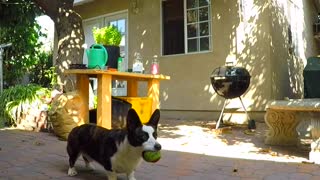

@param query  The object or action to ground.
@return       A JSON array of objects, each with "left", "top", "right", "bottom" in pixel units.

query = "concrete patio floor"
[{"left": 0, "top": 120, "right": 320, "bottom": 180}]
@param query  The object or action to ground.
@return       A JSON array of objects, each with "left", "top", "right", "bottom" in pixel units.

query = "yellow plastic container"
[{"left": 117, "top": 97, "right": 152, "bottom": 124}]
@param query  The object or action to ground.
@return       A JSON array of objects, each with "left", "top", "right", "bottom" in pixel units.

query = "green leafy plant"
[
  {"left": 44, "top": 66, "right": 58, "bottom": 87},
  {"left": 29, "top": 51, "right": 57, "bottom": 88},
  {"left": 0, "top": 84, "right": 50, "bottom": 126},
  {"left": 0, "top": 1, "right": 45, "bottom": 87},
  {"left": 93, "top": 25, "right": 122, "bottom": 46}
]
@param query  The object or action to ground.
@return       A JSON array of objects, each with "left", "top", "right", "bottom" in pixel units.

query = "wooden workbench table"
[{"left": 64, "top": 69, "right": 170, "bottom": 129}]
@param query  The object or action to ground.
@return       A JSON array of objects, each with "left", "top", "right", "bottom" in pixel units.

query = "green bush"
[
  {"left": 29, "top": 51, "right": 57, "bottom": 88},
  {"left": 0, "top": 84, "right": 50, "bottom": 126}
]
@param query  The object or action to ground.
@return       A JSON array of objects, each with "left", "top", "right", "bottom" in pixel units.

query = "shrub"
[{"left": 0, "top": 84, "right": 50, "bottom": 126}]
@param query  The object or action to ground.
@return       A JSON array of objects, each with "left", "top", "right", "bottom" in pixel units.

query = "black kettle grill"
[{"left": 210, "top": 63, "right": 252, "bottom": 129}]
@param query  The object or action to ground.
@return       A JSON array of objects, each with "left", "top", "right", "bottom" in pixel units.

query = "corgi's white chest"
[{"left": 111, "top": 138, "right": 143, "bottom": 173}]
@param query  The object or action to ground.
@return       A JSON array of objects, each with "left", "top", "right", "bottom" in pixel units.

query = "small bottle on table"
[{"left": 151, "top": 57, "right": 159, "bottom": 75}]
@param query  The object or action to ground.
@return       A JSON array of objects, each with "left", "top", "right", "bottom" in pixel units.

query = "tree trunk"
[{"left": 33, "top": 0, "right": 84, "bottom": 91}]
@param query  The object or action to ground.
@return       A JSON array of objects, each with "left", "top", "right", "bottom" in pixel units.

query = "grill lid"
[
  {"left": 210, "top": 65, "right": 251, "bottom": 99},
  {"left": 210, "top": 66, "right": 250, "bottom": 78}
]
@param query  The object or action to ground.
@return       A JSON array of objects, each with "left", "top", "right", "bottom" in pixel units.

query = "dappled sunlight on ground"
[
  {"left": 0, "top": 119, "right": 311, "bottom": 165},
  {"left": 158, "top": 120, "right": 310, "bottom": 163},
  {"left": 1, "top": 126, "right": 319, "bottom": 179}
]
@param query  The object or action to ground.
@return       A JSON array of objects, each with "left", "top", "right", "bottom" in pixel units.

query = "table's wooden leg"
[
  {"left": 148, "top": 79, "right": 160, "bottom": 113},
  {"left": 127, "top": 79, "right": 138, "bottom": 97},
  {"left": 264, "top": 109, "right": 299, "bottom": 146},
  {"left": 97, "top": 74, "right": 112, "bottom": 129},
  {"left": 76, "top": 74, "right": 89, "bottom": 125}
]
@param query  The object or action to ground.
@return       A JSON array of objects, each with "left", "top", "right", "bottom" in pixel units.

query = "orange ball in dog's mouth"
[{"left": 142, "top": 151, "right": 161, "bottom": 163}]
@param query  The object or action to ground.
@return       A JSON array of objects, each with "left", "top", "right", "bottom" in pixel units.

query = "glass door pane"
[{"left": 104, "top": 13, "right": 128, "bottom": 96}]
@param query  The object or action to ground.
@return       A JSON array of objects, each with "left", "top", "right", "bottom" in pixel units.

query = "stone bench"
[{"left": 264, "top": 99, "right": 320, "bottom": 163}]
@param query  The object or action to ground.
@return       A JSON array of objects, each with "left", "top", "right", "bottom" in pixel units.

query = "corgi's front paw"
[
  {"left": 68, "top": 167, "right": 78, "bottom": 176},
  {"left": 106, "top": 171, "right": 117, "bottom": 180},
  {"left": 128, "top": 171, "right": 136, "bottom": 180}
]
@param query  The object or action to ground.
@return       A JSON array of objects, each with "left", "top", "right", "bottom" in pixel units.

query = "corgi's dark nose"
[{"left": 154, "top": 143, "right": 162, "bottom": 151}]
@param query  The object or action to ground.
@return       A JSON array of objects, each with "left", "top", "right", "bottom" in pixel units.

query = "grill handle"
[{"left": 225, "top": 62, "right": 234, "bottom": 66}]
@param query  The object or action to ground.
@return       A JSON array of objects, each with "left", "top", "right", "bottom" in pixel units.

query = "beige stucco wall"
[
  {"left": 270, "top": 0, "right": 320, "bottom": 101},
  {"left": 75, "top": 0, "right": 319, "bottom": 122},
  {"left": 74, "top": 0, "right": 129, "bottom": 19},
  {"left": 126, "top": 0, "right": 272, "bottom": 122}
]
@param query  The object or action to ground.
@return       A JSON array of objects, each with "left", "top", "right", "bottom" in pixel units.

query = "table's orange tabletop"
[{"left": 64, "top": 69, "right": 170, "bottom": 129}]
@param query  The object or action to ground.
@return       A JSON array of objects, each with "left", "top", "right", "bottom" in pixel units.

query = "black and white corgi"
[{"left": 66, "top": 108, "right": 161, "bottom": 180}]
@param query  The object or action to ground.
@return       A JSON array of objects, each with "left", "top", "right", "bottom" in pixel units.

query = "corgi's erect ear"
[
  {"left": 127, "top": 108, "right": 142, "bottom": 130},
  {"left": 146, "top": 109, "right": 160, "bottom": 127}
]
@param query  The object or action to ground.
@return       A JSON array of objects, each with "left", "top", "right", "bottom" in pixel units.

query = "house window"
[{"left": 162, "top": 0, "right": 212, "bottom": 55}]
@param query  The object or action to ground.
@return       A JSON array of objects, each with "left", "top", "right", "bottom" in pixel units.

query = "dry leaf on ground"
[
  {"left": 244, "top": 129, "right": 255, "bottom": 135},
  {"left": 181, "top": 142, "right": 188, "bottom": 146},
  {"left": 258, "top": 147, "right": 272, "bottom": 153},
  {"left": 34, "top": 141, "right": 45, "bottom": 146}
]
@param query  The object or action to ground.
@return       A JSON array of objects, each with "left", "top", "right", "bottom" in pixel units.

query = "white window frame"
[
  {"left": 160, "top": 0, "right": 212, "bottom": 56},
  {"left": 184, "top": 0, "right": 212, "bottom": 53},
  {"left": 82, "top": 10, "right": 129, "bottom": 96}
]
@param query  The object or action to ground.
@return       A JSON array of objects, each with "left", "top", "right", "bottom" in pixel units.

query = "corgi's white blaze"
[
  {"left": 110, "top": 137, "right": 143, "bottom": 174},
  {"left": 142, "top": 125, "right": 157, "bottom": 151}
]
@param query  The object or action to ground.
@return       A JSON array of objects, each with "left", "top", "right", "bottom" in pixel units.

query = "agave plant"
[{"left": 0, "top": 84, "right": 51, "bottom": 127}]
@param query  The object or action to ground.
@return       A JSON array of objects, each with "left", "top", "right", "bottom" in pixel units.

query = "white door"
[
  {"left": 83, "top": 10, "right": 128, "bottom": 96},
  {"left": 82, "top": 18, "right": 102, "bottom": 65},
  {"left": 105, "top": 13, "right": 128, "bottom": 71}
]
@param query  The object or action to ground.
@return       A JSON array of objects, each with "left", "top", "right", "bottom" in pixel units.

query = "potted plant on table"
[{"left": 93, "top": 25, "right": 122, "bottom": 70}]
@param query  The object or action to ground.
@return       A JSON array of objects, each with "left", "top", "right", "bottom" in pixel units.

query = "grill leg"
[
  {"left": 216, "top": 99, "right": 228, "bottom": 129},
  {"left": 239, "top": 96, "right": 250, "bottom": 121}
]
